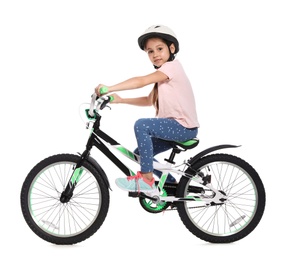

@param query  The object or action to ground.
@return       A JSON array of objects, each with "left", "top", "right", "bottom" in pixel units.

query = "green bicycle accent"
[
  {"left": 158, "top": 173, "right": 168, "bottom": 188},
  {"left": 116, "top": 146, "right": 136, "bottom": 176},
  {"left": 85, "top": 109, "right": 96, "bottom": 120},
  {"left": 178, "top": 139, "right": 198, "bottom": 147},
  {"left": 71, "top": 168, "right": 83, "bottom": 184},
  {"left": 186, "top": 195, "right": 202, "bottom": 201},
  {"left": 117, "top": 146, "right": 135, "bottom": 160}
]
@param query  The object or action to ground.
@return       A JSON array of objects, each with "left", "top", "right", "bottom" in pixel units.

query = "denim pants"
[{"left": 133, "top": 118, "right": 198, "bottom": 183}]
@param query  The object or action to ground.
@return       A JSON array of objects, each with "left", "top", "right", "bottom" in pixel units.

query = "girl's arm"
[
  {"left": 110, "top": 90, "right": 153, "bottom": 106},
  {"left": 95, "top": 70, "right": 168, "bottom": 95}
]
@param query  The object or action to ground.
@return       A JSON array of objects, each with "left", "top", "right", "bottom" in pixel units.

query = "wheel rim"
[
  {"left": 185, "top": 161, "right": 258, "bottom": 237},
  {"left": 28, "top": 161, "right": 102, "bottom": 237}
]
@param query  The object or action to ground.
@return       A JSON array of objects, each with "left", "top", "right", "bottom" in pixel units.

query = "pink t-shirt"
[{"left": 157, "top": 59, "right": 200, "bottom": 128}]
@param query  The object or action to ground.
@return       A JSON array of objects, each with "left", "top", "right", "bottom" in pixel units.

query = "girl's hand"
[
  {"left": 95, "top": 84, "right": 109, "bottom": 96},
  {"left": 109, "top": 93, "right": 122, "bottom": 104}
]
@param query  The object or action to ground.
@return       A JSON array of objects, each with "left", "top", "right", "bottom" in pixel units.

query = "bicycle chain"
[{"left": 188, "top": 205, "right": 208, "bottom": 209}]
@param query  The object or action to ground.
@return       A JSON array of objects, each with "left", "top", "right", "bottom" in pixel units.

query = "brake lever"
[{"left": 100, "top": 98, "right": 111, "bottom": 110}]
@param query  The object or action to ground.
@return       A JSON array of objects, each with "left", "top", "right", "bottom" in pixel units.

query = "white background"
[{"left": 1, "top": 0, "right": 281, "bottom": 259}]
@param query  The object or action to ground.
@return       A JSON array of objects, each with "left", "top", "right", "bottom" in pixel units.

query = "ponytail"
[{"left": 152, "top": 83, "right": 159, "bottom": 116}]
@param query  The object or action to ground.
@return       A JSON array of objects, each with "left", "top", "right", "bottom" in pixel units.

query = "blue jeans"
[{"left": 134, "top": 118, "right": 198, "bottom": 183}]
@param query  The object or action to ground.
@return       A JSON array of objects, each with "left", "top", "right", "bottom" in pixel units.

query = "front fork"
[
  {"left": 60, "top": 149, "right": 90, "bottom": 203},
  {"left": 60, "top": 124, "right": 100, "bottom": 203}
]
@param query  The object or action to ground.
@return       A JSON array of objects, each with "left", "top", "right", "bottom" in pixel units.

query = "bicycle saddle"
[{"left": 173, "top": 138, "right": 199, "bottom": 150}]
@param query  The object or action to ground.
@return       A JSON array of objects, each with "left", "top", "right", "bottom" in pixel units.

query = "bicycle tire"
[
  {"left": 176, "top": 153, "right": 265, "bottom": 243},
  {"left": 20, "top": 154, "right": 110, "bottom": 245}
]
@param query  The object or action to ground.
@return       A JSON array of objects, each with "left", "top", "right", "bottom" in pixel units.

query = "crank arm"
[{"left": 128, "top": 192, "right": 158, "bottom": 202}]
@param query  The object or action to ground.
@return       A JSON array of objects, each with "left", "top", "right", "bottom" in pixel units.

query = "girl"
[{"left": 95, "top": 25, "right": 200, "bottom": 193}]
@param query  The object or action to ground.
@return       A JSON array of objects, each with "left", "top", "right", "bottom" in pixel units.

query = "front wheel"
[
  {"left": 20, "top": 154, "right": 110, "bottom": 245},
  {"left": 176, "top": 153, "right": 265, "bottom": 243}
]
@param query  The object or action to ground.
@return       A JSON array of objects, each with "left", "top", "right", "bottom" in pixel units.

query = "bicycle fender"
[
  {"left": 86, "top": 156, "right": 112, "bottom": 191},
  {"left": 188, "top": 144, "right": 240, "bottom": 165}
]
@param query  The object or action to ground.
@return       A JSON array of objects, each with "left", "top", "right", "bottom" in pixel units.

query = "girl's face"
[{"left": 145, "top": 38, "right": 175, "bottom": 68}]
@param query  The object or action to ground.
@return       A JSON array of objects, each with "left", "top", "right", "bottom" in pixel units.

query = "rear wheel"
[
  {"left": 20, "top": 154, "right": 110, "bottom": 245},
  {"left": 176, "top": 154, "right": 265, "bottom": 243}
]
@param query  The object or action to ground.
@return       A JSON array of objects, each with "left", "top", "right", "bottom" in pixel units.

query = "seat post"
[{"left": 165, "top": 147, "right": 181, "bottom": 164}]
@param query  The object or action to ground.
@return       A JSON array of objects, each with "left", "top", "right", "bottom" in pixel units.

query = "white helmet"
[{"left": 138, "top": 25, "right": 179, "bottom": 53}]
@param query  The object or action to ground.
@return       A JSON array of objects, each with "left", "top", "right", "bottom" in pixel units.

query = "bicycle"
[{"left": 20, "top": 93, "right": 266, "bottom": 245}]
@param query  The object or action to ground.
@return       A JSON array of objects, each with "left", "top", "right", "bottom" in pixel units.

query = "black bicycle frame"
[{"left": 60, "top": 112, "right": 139, "bottom": 202}]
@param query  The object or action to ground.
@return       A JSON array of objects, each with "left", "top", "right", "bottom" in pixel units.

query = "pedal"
[{"left": 128, "top": 192, "right": 139, "bottom": 198}]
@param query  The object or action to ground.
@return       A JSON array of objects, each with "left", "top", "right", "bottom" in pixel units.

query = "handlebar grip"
[{"left": 100, "top": 86, "right": 108, "bottom": 95}]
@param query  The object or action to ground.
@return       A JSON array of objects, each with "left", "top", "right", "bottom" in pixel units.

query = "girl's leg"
[
  {"left": 134, "top": 118, "right": 198, "bottom": 179},
  {"left": 134, "top": 138, "right": 177, "bottom": 183},
  {"left": 115, "top": 118, "right": 198, "bottom": 192}
]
